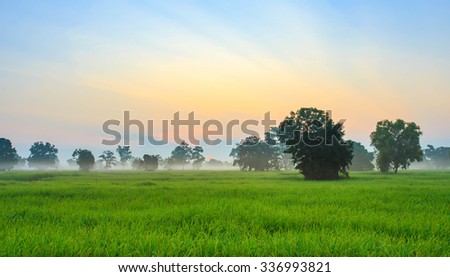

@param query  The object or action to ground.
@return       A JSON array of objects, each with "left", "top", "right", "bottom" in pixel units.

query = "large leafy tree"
[
  {"left": 116, "top": 146, "right": 132, "bottom": 167},
  {"left": 72, "top": 149, "right": 95, "bottom": 171},
  {"left": 230, "top": 136, "right": 280, "bottom": 171},
  {"left": 348, "top": 141, "right": 375, "bottom": 171},
  {"left": 277, "top": 108, "right": 353, "bottom": 180},
  {"left": 370, "top": 119, "right": 423, "bottom": 173},
  {"left": 0, "top": 138, "right": 18, "bottom": 171},
  {"left": 191, "top": 146, "right": 205, "bottom": 170},
  {"left": 424, "top": 145, "right": 450, "bottom": 169},
  {"left": 27, "top": 141, "right": 59, "bottom": 170},
  {"left": 170, "top": 141, "right": 192, "bottom": 169},
  {"left": 99, "top": 150, "right": 117, "bottom": 169}
]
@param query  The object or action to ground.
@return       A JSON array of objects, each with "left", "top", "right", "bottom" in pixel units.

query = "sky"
[{"left": 1, "top": 0, "right": 449, "bottom": 162}]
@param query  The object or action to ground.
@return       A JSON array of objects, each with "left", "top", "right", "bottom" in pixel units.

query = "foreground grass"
[{"left": 0, "top": 170, "right": 448, "bottom": 257}]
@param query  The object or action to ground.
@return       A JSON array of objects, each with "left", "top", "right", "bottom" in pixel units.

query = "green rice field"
[{"left": 0, "top": 170, "right": 449, "bottom": 256}]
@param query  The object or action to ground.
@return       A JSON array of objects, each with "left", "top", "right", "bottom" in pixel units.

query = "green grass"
[{"left": 0, "top": 170, "right": 449, "bottom": 257}]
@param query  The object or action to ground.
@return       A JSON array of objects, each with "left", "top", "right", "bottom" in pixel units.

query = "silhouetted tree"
[
  {"left": 348, "top": 141, "right": 375, "bottom": 171},
  {"left": 131, "top": 157, "right": 144, "bottom": 170},
  {"left": 156, "top": 155, "right": 164, "bottom": 168},
  {"left": 99, "top": 150, "right": 117, "bottom": 169},
  {"left": 27, "top": 141, "right": 59, "bottom": 170},
  {"left": 72, "top": 149, "right": 95, "bottom": 171},
  {"left": 116, "top": 146, "right": 132, "bottom": 167},
  {"left": 230, "top": 136, "right": 279, "bottom": 171},
  {"left": 0, "top": 138, "right": 18, "bottom": 171},
  {"left": 191, "top": 146, "right": 205, "bottom": 170},
  {"left": 170, "top": 141, "right": 192, "bottom": 169},
  {"left": 370, "top": 119, "right": 423, "bottom": 173},
  {"left": 206, "top": 159, "right": 224, "bottom": 167},
  {"left": 143, "top": 154, "right": 158, "bottom": 171},
  {"left": 277, "top": 108, "right": 353, "bottom": 180},
  {"left": 424, "top": 145, "right": 450, "bottom": 169},
  {"left": 164, "top": 157, "right": 175, "bottom": 170}
]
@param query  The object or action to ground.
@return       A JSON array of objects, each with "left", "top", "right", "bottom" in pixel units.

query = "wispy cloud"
[{"left": 0, "top": 0, "right": 449, "bottom": 159}]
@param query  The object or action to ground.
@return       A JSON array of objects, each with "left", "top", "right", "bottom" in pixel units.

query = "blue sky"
[{"left": 1, "top": 0, "right": 449, "bottom": 163}]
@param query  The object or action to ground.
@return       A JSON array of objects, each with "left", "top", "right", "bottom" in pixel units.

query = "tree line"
[
  {"left": 0, "top": 140, "right": 219, "bottom": 172},
  {"left": 1, "top": 107, "right": 449, "bottom": 179},
  {"left": 229, "top": 108, "right": 435, "bottom": 179}
]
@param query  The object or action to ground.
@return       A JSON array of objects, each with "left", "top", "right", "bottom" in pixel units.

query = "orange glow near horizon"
[{"left": 1, "top": 1, "right": 449, "bottom": 159}]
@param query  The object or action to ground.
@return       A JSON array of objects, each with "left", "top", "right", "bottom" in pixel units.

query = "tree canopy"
[
  {"left": 169, "top": 141, "right": 192, "bottom": 169},
  {"left": 99, "top": 150, "right": 117, "bottom": 169},
  {"left": 27, "top": 141, "right": 59, "bottom": 170},
  {"left": 277, "top": 108, "right": 353, "bottom": 180},
  {"left": 370, "top": 119, "right": 423, "bottom": 173},
  {"left": 191, "top": 146, "right": 205, "bottom": 170},
  {"left": 424, "top": 145, "right": 450, "bottom": 169},
  {"left": 348, "top": 141, "right": 374, "bottom": 171},
  {"left": 143, "top": 154, "right": 159, "bottom": 171},
  {"left": 0, "top": 138, "right": 18, "bottom": 171},
  {"left": 230, "top": 135, "right": 280, "bottom": 171},
  {"left": 72, "top": 149, "right": 95, "bottom": 171},
  {"left": 116, "top": 146, "right": 132, "bottom": 167}
]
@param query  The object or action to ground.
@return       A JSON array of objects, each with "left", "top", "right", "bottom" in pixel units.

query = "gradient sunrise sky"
[{"left": 1, "top": 0, "right": 449, "bottom": 161}]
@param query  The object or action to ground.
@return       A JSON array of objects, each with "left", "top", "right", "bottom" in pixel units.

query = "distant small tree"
[
  {"left": 131, "top": 157, "right": 144, "bottom": 170},
  {"left": 27, "top": 141, "right": 59, "bottom": 170},
  {"left": 67, "top": 159, "right": 76, "bottom": 167},
  {"left": 206, "top": 159, "right": 224, "bottom": 168},
  {"left": 0, "top": 138, "right": 18, "bottom": 171},
  {"left": 348, "top": 141, "right": 375, "bottom": 171},
  {"left": 424, "top": 145, "right": 450, "bottom": 169},
  {"left": 230, "top": 136, "right": 279, "bottom": 171},
  {"left": 164, "top": 157, "right": 175, "bottom": 170},
  {"left": 191, "top": 146, "right": 205, "bottom": 170},
  {"left": 156, "top": 155, "right": 164, "bottom": 168},
  {"left": 170, "top": 141, "right": 192, "bottom": 169},
  {"left": 99, "top": 150, "right": 117, "bottom": 169},
  {"left": 116, "top": 146, "right": 132, "bottom": 167},
  {"left": 72, "top": 149, "right": 95, "bottom": 171},
  {"left": 370, "top": 119, "right": 423, "bottom": 173},
  {"left": 143, "top": 154, "right": 158, "bottom": 171}
]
